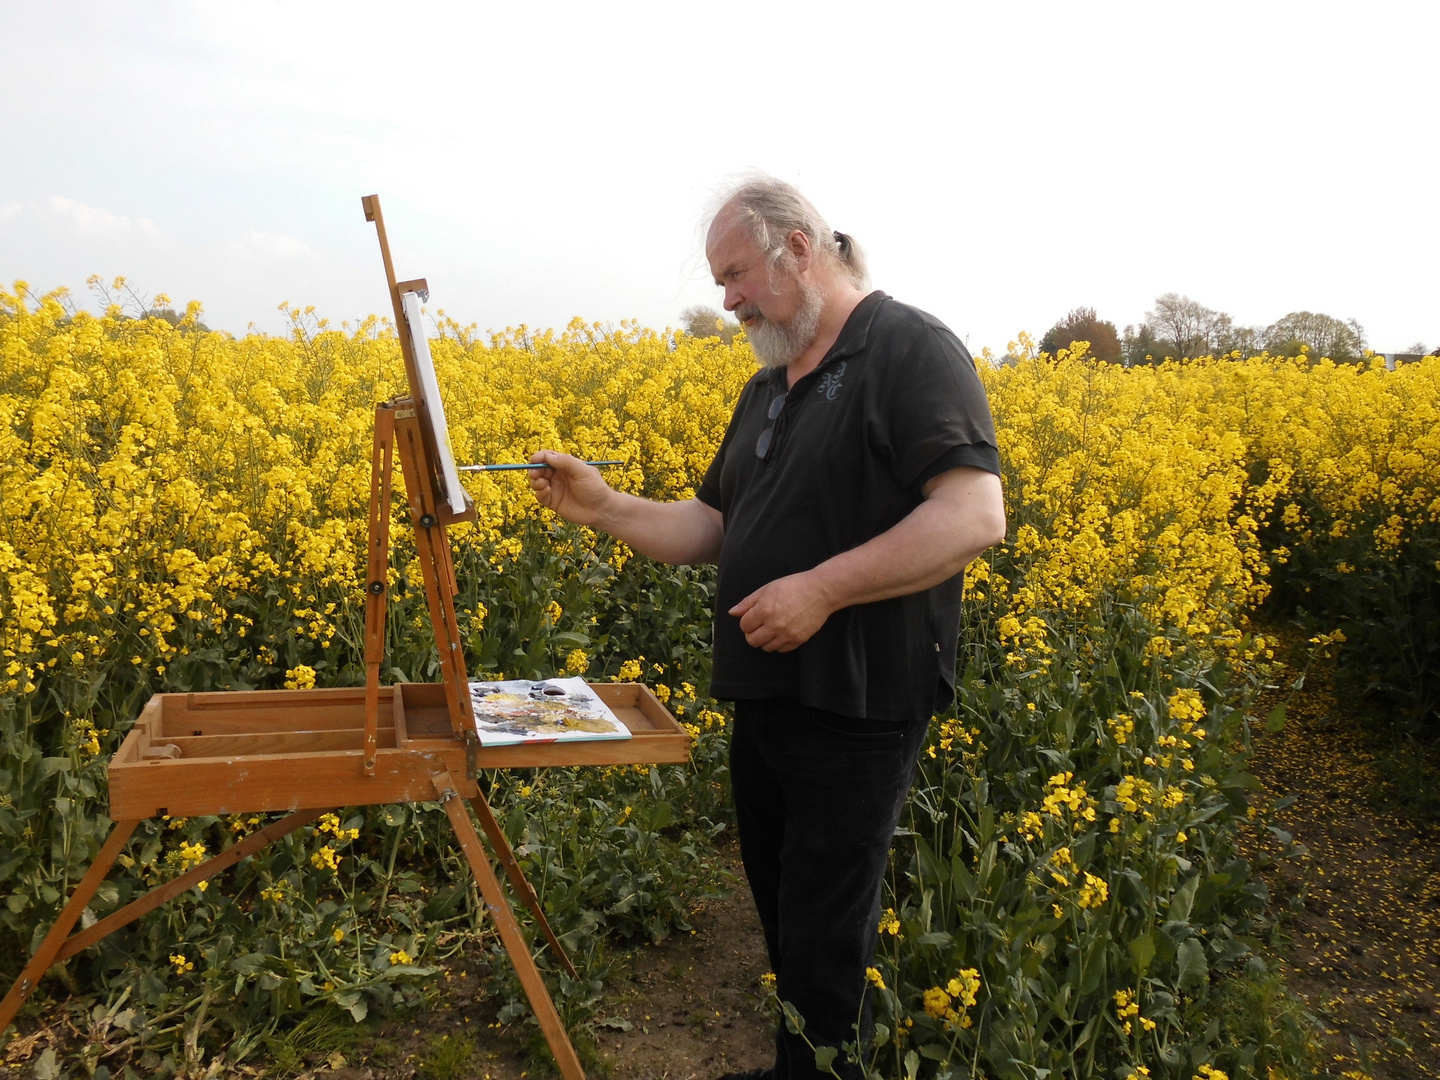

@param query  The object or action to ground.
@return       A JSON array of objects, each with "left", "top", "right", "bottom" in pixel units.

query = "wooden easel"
[{"left": 0, "top": 196, "right": 690, "bottom": 1080}]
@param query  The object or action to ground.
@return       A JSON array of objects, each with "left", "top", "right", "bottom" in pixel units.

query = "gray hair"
[{"left": 714, "top": 175, "right": 870, "bottom": 290}]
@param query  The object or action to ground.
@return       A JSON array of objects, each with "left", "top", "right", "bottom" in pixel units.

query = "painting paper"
[{"left": 469, "top": 677, "right": 632, "bottom": 747}]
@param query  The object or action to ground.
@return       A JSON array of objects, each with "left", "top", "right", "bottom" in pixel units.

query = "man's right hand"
[{"left": 528, "top": 450, "right": 613, "bottom": 527}]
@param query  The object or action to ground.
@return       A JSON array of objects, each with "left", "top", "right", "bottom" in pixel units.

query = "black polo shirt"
[{"left": 696, "top": 291, "right": 1001, "bottom": 722}]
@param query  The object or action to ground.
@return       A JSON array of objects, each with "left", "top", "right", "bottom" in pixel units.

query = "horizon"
[{"left": 2, "top": 2, "right": 1436, "bottom": 355}]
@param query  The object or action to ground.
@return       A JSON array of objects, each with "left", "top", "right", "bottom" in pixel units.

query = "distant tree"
[
  {"left": 1224, "top": 325, "right": 1265, "bottom": 358},
  {"left": 1121, "top": 323, "right": 1163, "bottom": 367},
  {"left": 1262, "top": 311, "right": 1365, "bottom": 362},
  {"left": 85, "top": 274, "right": 209, "bottom": 332},
  {"left": 1143, "top": 293, "right": 1234, "bottom": 359},
  {"left": 1038, "top": 307, "right": 1122, "bottom": 364},
  {"left": 150, "top": 307, "right": 211, "bottom": 333},
  {"left": 1400, "top": 340, "right": 1430, "bottom": 356},
  {"left": 680, "top": 305, "right": 739, "bottom": 344}
]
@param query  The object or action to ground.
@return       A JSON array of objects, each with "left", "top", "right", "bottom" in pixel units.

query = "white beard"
[{"left": 741, "top": 278, "right": 824, "bottom": 369}]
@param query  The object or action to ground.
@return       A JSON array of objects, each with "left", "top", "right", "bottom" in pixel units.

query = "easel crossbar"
[{"left": 56, "top": 809, "right": 324, "bottom": 963}]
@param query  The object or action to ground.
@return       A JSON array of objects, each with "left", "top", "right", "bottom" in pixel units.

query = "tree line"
[
  {"left": 681, "top": 297, "right": 1434, "bottom": 367},
  {"left": 1038, "top": 295, "right": 1434, "bottom": 366}
]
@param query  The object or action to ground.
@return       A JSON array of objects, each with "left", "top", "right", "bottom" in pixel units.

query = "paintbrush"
[{"left": 457, "top": 460, "right": 624, "bottom": 472}]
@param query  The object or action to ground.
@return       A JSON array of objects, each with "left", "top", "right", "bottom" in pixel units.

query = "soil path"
[
  {"left": 1249, "top": 673, "right": 1440, "bottom": 1079},
  {"left": 351, "top": 846, "right": 774, "bottom": 1080}
]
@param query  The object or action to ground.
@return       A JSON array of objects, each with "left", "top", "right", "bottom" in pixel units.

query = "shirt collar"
[
  {"left": 822, "top": 290, "right": 889, "bottom": 364},
  {"left": 763, "top": 291, "right": 890, "bottom": 395}
]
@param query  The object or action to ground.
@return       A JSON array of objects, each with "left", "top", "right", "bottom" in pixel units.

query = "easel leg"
[
  {"left": 1, "top": 820, "right": 140, "bottom": 1034},
  {"left": 468, "top": 794, "right": 579, "bottom": 980},
  {"left": 433, "top": 773, "right": 584, "bottom": 1080},
  {"left": 53, "top": 809, "right": 324, "bottom": 964}
]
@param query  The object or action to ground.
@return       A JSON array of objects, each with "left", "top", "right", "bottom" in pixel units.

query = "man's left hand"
[{"left": 729, "top": 573, "right": 832, "bottom": 653}]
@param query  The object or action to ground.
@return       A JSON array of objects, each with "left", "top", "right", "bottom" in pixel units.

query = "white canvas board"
[
  {"left": 469, "top": 677, "right": 632, "bottom": 747},
  {"left": 401, "top": 290, "right": 467, "bottom": 516}
]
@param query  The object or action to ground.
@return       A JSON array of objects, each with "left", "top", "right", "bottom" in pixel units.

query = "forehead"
[{"left": 706, "top": 207, "right": 759, "bottom": 275}]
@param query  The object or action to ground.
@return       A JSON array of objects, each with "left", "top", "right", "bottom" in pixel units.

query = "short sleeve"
[{"left": 875, "top": 318, "right": 1000, "bottom": 491}]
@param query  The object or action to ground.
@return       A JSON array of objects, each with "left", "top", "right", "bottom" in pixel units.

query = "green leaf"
[
  {"left": 1265, "top": 704, "right": 1287, "bottom": 732},
  {"left": 32, "top": 1049, "right": 59, "bottom": 1080},
  {"left": 904, "top": 1049, "right": 920, "bottom": 1079},
  {"left": 1177, "top": 937, "right": 1208, "bottom": 990},
  {"left": 36, "top": 758, "right": 70, "bottom": 781},
  {"left": 1168, "top": 873, "right": 1200, "bottom": 924},
  {"left": 1128, "top": 931, "right": 1156, "bottom": 974},
  {"left": 814, "top": 1046, "right": 838, "bottom": 1073}
]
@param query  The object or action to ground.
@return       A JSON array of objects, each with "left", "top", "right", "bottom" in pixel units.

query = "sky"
[{"left": 1, "top": 1, "right": 1436, "bottom": 354}]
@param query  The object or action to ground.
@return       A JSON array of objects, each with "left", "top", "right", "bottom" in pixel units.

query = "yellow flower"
[
  {"left": 922, "top": 986, "right": 951, "bottom": 1018},
  {"left": 564, "top": 648, "right": 589, "bottom": 674},
  {"left": 864, "top": 967, "right": 886, "bottom": 990},
  {"left": 390, "top": 949, "right": 413, "bottom": 965},
  {"left": 1167, "top": 688, "right": 1205, "bottom": 722},
  {"left": 877, "top": 908, "right": 901, "bottom": 936},
  {"left": 284, "top": 664, "right": 316, "bottom": 689},
  {"left": 947, "top": 969, "right": 980, "bottom": 1006},
  {"left": 169, "top": 952, "right": 195, "bottom": 974},
  {"left": 1078, "top": 872, "right": 1109, "bottom": 908}
]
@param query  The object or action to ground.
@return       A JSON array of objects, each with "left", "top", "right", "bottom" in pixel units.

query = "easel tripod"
[{"left": 0, "top": 196, "right": 689, "bottom": 1079}]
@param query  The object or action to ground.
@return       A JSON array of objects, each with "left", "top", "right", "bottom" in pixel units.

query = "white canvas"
[{"left": 401, "top": 289, "right": 467, "bottom": 516}]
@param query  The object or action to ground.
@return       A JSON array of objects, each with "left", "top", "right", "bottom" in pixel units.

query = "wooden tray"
[{"left": 109, "top": 683, "right": 689, "bottom": 819}]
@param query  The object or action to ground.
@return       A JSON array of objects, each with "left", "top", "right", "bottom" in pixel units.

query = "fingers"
[
  {"left": 728, "top": 575, "right": 829, "bottom": 652},
  {"left": 728, "top": 591, "right": 758, "bottom": 619},
  {"left": 528, "top": 451, "right": 567, "bottom": 504},
  {"left": 729, "top": 586, "right": 788, "bottom": 651},
  {"left": 525, "top": 449, "right": 609, "bottom": 526}
]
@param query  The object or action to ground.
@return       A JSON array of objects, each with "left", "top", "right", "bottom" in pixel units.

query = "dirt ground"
[
  {"left": 1248, "top": 671, "right": 1440, "bottom": 1079},
  {"left": 329, "top": 849, "right": 777, "bottom": 1080}
]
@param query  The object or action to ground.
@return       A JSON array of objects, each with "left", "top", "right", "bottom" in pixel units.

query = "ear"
[{"left": 786, "top": 228, "right": 813, "bottom": 270}]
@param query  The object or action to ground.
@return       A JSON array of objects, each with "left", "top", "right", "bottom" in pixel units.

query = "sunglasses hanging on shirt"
[{"left": 755, "top": 392, "right": 788, "bottom": 461}]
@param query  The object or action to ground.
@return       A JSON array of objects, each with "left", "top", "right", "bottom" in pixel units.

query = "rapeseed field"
[{"left": 2, "top": 281, "right": 1436, "bottom": 1078}]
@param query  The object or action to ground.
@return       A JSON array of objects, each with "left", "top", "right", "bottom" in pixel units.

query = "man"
[{"left": 529, "top": 176, "right": 1005, "bottom": 1080}]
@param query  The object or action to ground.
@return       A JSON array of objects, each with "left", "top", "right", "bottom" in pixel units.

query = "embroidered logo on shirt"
[{"left": 816, "top": 361, "right": 847, "bottom": 401}]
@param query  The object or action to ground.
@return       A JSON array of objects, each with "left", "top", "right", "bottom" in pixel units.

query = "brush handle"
[{"left": 458, "top": 460, "right": 624, "bottom": 472}]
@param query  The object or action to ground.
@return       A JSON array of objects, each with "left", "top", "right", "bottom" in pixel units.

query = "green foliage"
[
  {"left": 0, "top": 520, "right": 732, "bottom": 1073},
  {"left": 1262, "top": 482, "right": 1440, "bottom": 729},
  {"left": 414, "top": 1031, "right": 478, "bottom": 1080},
  {"left": 848, "top": 597, "right": 1286, "bottom": 1080}
]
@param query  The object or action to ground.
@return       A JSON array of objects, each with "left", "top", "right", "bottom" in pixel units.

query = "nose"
[{"left": 722, "top": 284, "right": 742, "bottom": 313}]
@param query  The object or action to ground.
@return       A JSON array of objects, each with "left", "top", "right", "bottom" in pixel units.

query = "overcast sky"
[{"left": 2, "top": 1, "right": 1435, "bottom": 354}]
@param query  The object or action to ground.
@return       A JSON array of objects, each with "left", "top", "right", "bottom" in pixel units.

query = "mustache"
[{"left": 735, "top": 304, "right": 765, "bottom": 324}]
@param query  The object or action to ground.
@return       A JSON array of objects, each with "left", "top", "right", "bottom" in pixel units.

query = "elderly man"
[{"left": 529, "top": 176, "right": 1005, "bottom": 1080}]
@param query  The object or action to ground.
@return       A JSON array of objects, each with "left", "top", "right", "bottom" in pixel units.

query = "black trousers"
[{"left": 730, "top": 699, "right": 929, "bottom": 1080}]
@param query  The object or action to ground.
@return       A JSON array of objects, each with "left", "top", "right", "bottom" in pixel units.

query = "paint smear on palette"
[{"left": 468, "top": 676, "right": 631, "bottom": 746}]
